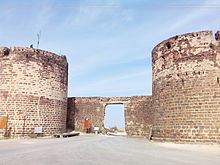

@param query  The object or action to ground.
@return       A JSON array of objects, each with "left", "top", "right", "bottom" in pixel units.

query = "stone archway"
[
  {"left": 67, "top": 96, "right": 153, "bottom": 137},
  {"left": 103, "top": 103, "right": 126, "bottom": 135}
]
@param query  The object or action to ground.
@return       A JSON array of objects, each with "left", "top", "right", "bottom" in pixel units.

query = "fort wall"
[
  {"left": 0, "top": 47, "right": 68, "bottom": 137},
  {"left": 152, "top": 31, "right": 220, "bottom": 143},
  {"left": 67, "top": 96, "right": 153, "bottom": 136},
  {"left": 1, "top": 30, "right": 220, "bottom": 144}
]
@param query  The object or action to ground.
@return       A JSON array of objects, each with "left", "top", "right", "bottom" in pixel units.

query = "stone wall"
[
  {"left": 2, "top": 30, "right": 220, "bottom": 144},
  {"left": 0, "top": 47, "right": 68, "bottom": 137},
  {"left": 152, "top": 31, "right": 220, "bottom": 143},
  {"left": 67, "top": 96, "right": 153, "bottom": 136}
]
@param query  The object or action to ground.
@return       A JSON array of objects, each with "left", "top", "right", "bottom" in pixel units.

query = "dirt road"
[{"left": 0, "top": 135, "right": 219, "bottom": 165}]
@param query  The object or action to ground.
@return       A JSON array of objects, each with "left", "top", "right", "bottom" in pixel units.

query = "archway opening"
[{"left": 104, "top": 104, "right": 126, "bottom": 135}]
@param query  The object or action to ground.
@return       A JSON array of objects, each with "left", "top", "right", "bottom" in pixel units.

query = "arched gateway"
[{"left": 67, "top": 96, "right": 152, "bottom": 136}]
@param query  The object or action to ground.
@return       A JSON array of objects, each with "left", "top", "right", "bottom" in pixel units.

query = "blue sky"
[
  {"left": 1, "top": 0, "right": 220, "bottom": 97},
  {"left": 104, "top": 104, "right": 125, "bottom": 128}
]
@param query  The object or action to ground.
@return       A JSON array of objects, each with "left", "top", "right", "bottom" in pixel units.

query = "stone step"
[{"left": 54, "top": 132, "right": 80, "bottom": 138}]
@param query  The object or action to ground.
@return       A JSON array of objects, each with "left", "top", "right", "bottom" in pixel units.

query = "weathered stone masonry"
[
  {"left": 0, "top": 47, "right": 68, "bottom": 137},
  {"left": 1, "top": 30, "right": 220, "bottom": 144},
  {"left": 152, "top": 31, "right": 220, "bottom": 143},
  {"left": 67, "top": 30, "right": 220, "bottom": 144},
  {"left": 67, "top": 96, "right": 153, "bottom": 136}
]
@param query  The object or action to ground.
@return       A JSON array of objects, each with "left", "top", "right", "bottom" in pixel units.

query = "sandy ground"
[
  {"left": 0, "top": 135, "right": 219, "bottom": 165},
  {"left": 152, "top": 141, "right": 220, "bottom": 155}
]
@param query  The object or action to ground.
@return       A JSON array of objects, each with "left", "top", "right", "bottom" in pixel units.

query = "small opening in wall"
[
  {"left": 215, "top": 31, "right": 220, "bottom": 41},
  {"left": 181, "top": 79, "right": 184, "bottom": 86},
  {"left": 3, "top": 48, "right": 9, "bottom": 56},
  {"left": 104, "top": 104, "right": 126, "bottom": 135},
  {"left": 217, "top": 77, "right": 219, "bottom": 84},
  {"left": 193, "top": 33, "right": 199, "bottom": 37},
  {"left": 166, "top": 42, "right": 172, "bottom": 49}
]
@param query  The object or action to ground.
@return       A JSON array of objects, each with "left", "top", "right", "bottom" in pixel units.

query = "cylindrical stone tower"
[
  {"left": 152, "top": 31, "right": 220, "bottom": 143},
  {"left": 0, "top": 47, "right": 68, "bottom": 137}
]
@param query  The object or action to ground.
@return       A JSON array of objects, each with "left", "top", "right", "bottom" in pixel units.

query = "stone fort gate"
[
  {"left": 67, "top": 96, "right": 153, "bottom": 136},
  {"left": 102, "top": 100, "right": 126, "bottom": 129},
  {"left": 1, "top": 30, "right": 220, "bottom": 143},
  {"left": 67, "top": 30, "right": 220, "bottom": 143}
]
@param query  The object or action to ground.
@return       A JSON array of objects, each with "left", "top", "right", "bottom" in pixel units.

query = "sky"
[
  {"left": 0, "top": 0, "right": 220, "bottom": 98},
  {"left": 104, "top": 104, "right": 125, "bottom": 128}
]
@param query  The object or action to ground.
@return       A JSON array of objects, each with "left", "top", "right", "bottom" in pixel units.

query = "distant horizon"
[{"left": 104, "top": 104, "right": 125, "bottom": 129}]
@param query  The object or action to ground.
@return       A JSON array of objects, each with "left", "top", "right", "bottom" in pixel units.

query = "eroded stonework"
[
  {"left": 152, "top": 31, "right": 220, "bottom": 143},
  {"left": 67, "top": 96, "right": 153, "bottom": 136},
  {"left": 1, "top": 30, "right": 220, "bottom": 144},
  {"left": 0, "top": 47, "right": 68, "bottom": 137},
  {"left": 67, "top": 30, "right": 220, "bottom": 144}
]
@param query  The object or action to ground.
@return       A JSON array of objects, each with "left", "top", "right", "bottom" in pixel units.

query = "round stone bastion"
[
  {"left": 152, "top": 31, "right": 220, "bottom": 143},
  {"left": 0, "top": 47, "right": 68, "bottom": 137}
]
